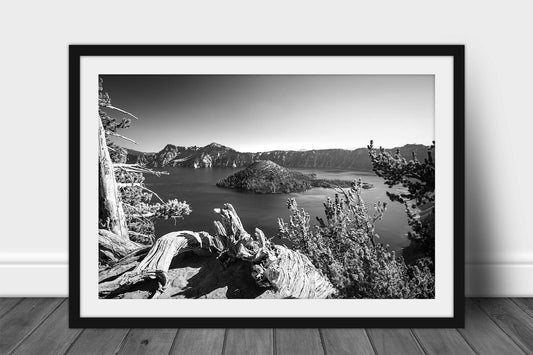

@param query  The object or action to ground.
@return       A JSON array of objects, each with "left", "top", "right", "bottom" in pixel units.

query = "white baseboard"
[
  {"left": 465, "top": 263, "right": 533, "bottom": 297},
  {"left": 0, "top": 264, "right": 68, "bottom": 297},
  {"left": 1, "top": 254, "right": 533, "bottom": 297}
]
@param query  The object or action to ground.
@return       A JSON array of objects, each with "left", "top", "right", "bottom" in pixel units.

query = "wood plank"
[
  {"left": 5, "top": 297, "right": 533, "bottom": 355},
  {"left": 11, "top": 300, "right": 82, "bottom": 355},
  {"left": 513, "top": 298, "right": 533, "bottom": 318},
  {"left": 224, "top": 329, "right": 273, "bottom": 355},
  {"left": 0, "top": 298, "right": 63, "bottom": 354},
  {"left": 66, "top": 328, "right": 129, "bottom": 355},
  {"left": 275, "top": 329, "right": 324, "bottom": 355},
  {"left": 170, "top": 329, "right": 225, "bottom": 355},
  {"left": 320, "top": 329, "right": 374, "bottom": 355},
  {"left": 0, "top": 297, "right": 22, "bottom": 318},
  {"left": 366, "top": 329, "right": 423, "bottom": 355},
  {"left": 458, "top": 299, "right": 525, "bottom": 355},
  {"left": 476, "top": 298, "right": 533, "bottom": 354},
  {"left": 412, "top": 329, "right": 475, "bottom": 355},
  {"left": 117, "top": 329, "right": 177, "bottom": 355}
]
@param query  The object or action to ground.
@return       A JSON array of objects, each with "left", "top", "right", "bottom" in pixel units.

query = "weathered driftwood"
[
  {"left": 99, "top": 229, "right": 141, "bottom": 264},
  {"left": 212, "top": 204, "right": 336, "bottom": 298},
  {"left": 99, "top": 204, "right": 336, "bottom": 299},
  {"left": 99, "top": 246, "right": 150, "bottom": 283},
  {"left": 252, "top": 245, "right": 336, "bottom": 299},
  {"left": 99, "top": 230, "right": 223, "bottom": 298}
]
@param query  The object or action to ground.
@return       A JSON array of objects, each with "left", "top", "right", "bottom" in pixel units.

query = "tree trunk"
[{"left": 98, "top": 118, "right": 128, "bottom": 240}]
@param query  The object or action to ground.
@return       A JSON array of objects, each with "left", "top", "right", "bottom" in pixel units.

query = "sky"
[{"left": 101, "top": 75, "right": 434, "bottom": 153}]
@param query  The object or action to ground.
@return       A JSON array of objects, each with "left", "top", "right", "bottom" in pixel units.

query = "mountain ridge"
[{"left": 127, "top": 142, "right": 431, "bottom": 171}]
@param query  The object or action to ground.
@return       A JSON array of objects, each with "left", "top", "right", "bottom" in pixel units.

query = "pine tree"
[
  {"left": 278, "top": 180, "right": 434, "bottom": 299},
  {"left": 367, "top": 140, "right": 435, "bottom": 260}
]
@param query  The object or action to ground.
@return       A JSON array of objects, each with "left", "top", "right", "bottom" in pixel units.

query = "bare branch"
[
  {"left": 107, "top": 131, "right": 137, "bottom": 144},
  {"left": 105, "top": 104, "right": 140, "bottom": 120},
  {"left": 113, "top": 163, "right": 140, "bottom": 167},
  {"left": 140, "top": 186, "right": 165, "bottom": 203},
  {"left": 117, "top": 182, "right": 142, "bottom": 188},
  {"left": 113, "top": 163, "right": 169, "bottom": 176},
  {"left": 118, "top": 182, "right": 166, "bottom": 204}
]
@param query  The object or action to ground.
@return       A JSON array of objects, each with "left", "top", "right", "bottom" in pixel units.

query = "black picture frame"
[{"left": 69, "top": 45, "right": 465, "bottom": 328}]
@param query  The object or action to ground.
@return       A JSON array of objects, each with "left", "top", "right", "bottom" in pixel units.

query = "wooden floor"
[{"left": 1, "top": 299, "right": 533, "bottom": 354}]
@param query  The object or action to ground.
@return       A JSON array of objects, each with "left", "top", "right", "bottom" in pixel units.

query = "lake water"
[{"left": 144, "top": 167, "right": 411, "bottom": 258}]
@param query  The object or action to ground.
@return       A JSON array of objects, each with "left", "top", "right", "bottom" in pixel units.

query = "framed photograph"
[{"left": 70, "top": 45, "right": 464, "bottom": 327}]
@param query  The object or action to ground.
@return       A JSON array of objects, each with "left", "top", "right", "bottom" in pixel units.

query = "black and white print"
[{"left": 98, "top": 74, "right": 436, "bottom": 300}]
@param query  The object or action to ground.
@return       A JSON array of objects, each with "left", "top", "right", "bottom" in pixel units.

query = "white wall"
[{"left": 1, "top": 1, "right": 532, "bottom": 296}]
